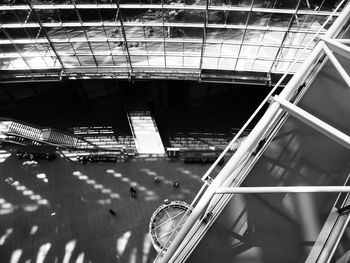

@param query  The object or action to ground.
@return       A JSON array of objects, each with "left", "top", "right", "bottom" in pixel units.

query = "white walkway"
[{"left": 129, "top": 112, "right": 165, "bottom": 155}]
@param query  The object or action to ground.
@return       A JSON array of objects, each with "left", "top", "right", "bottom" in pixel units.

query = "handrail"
[{"left": 155, "top": 1, "right": 349, "bottom": 262}]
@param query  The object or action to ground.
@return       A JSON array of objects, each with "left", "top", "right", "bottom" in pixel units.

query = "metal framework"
[
  {"left": 154, "top": 1, "right": 350, "bottom": 262},
  {"left": 0, "top": 0, "right": 343, "bottom": 82}
]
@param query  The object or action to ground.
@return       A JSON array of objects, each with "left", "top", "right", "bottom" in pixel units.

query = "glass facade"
[{"left": 0, "top": 0, "right": 342, "bottom": 81}]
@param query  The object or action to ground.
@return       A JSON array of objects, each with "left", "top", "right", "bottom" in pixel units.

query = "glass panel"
[
  {"left": 0, "top": 0, "right": 27, "bottom": 5},
  {"left": 202, "top": 57, "right": 218, "bottom": 69},
  {"left": 184, "top": 43, "right": 201, "bottom": 54},
  {"left": 75, "top": 0, "right": 97, "bottom": 4},
  {"left": 26, "top": 56, "right": 55, "bottom": 69},
  {"left": 226, "top": 11, "right": 248, "bottom": 25},
  {"left": 145, "top": 26, "right": 163, "bottom": 39},
  {"left": 86, "top": 26, "right": 108, "bottom": 38},
  {"left": 0, "top": 30, "right": 7, "bottom": 40},
  {"left": 58, "top": 9, "right": 79, "bottom": 22},
  {"left": 65, "top": 27, "right": 85, "bottom": 39},
  {"left": 297, "top": 51, "right": 350, "bottom": 134},
  {"left": 252, "top": 59, "right": 273, "bottom": 71},
  {"left": 208, "top": 10, "right": 226, "bottom": 24},
  {"left": 4, "top": 28, "right": 30, "bottom": 39},
  {"left": 187, "top": 109, "right": 350, "bottom": 263},
  {"left": 206, "top": 28, "right": 225, "bottom": 41},
  {"left": 184, "top": 0, "right": 205, "bottom": 6},
  {"left": 244, "top": 30, "right": 265, "bottom": 43},
  {"left": 165, "top": 42, "right": 183, "bottom": 53},
  {"left": 217, "top": 57, "right": 235, "bottom": 69},
  {"left": 164, "top": 9, "right": 184, "bottom": 23},
  {"left": 330, "top": 226, "right": 350, "bottom": 262},
  {"left": 78, "top": 9, "right": 101, "bottom": 22},
  {"left": 128, "top": 42, "right": 147, "bottom": 54},
  {"left": 240, "top": 45, "right": 259, "bottom": 58},
  {"left": 224, "top": 29, "right": 244, "bottom": 41},
  {"left": 130, "top": 55, "right": 148, "bottom": 66},
  {"left": 77, "top": 55, "right": 97, "bottom": 65},
  {"left": 183, "top": 56, "right": 200, "bottom": 67},
  {"left": 15, "top": 10, "right": 32, "bottom": 23},
  {"left": 279, "top": 47, "right": 300, "bottom": 60},
  {"left": 299, "top": 0, "right": 336, "bottom": 10},
  {"left": 99, "top": 9, "right": 117, "bottom": 22},
  {"left": 0, "top": 44, "right": 17, "bottom": 53},
  {"left": 121, "top": 9, "right": 142, "bottom": 23},
  {"left": 184, "top": 10, "right": 205, "bottom": 23},
  {"left": 257, "top": 46, "right": 279, "bottom": 58},
  {"left": 140, "top": 0, "right": 161, "bottom": 4},
  {"left": 275, "top": 0, "right": 298, "bottom": 9},
  {"left": 113, "top": 55, "right": 128, "bottom": 66},
  {"left": 90, "top": 42, "right": 110, "bottom": 52},
  {"left": 220, "top": 44, "right": 240, "bottom": 57},
  {"left": 262, "top": 31, "right": 284, "bottom": 45},
  {"left": 204, "top": 43, "right": 221, "bottom": 55},
  {"left": 146, "top": 42, "right": 164, "bottom": 53},
  {"left": 72, "top": 42, "right": 92, "bottom": 53},
  {"left": 24, "top": 28, "right": 40, "bottom": 39},
  {"left": 6, "top": 57, "right": 29, "bottom": 69},
  {"left": 273, "top": 61, "right": 290, "bottom": 72},
  {"left": 124, "top": 26, "right": 145, "bottom": 39},
  {"left": 112, "top": 42, "right": 126, "bottom": 54},
  {"left": 60, "top": 56, "right": 81, "bottom": 67},
  {"left": 142, "top": 9, "right": 163, "bottom": 23},
  {"left": 269, "top": 13, "right": 293, "bottom": 27},
  {"left": 248, "top": 12, "right": 270, "bottom": 26},
  {"left": 148, "top": 55, "right": 165, "bottom": 66},
  {"left": 0, "top": 58, "right": 11, "bottom": 69},
  {"left": 209, "top": 0, "right": 252, "bottom": 6},
  {"left": 236, "top": 58, "right": 254, "bottom": 70},
  {"left": 166, "top": 56, "right": 183, "bottom": 67},
  {"left": 254, "top": 0, "right": 275, "bottom": 8},
  {"left": 319, "top": 0, "right": 340, "bottom": 11},
  {"left": 47, "top": 28, "right": 69, "bottom": 40},
  {"left": 312, "top": 15, "right": 328, "bottom": 30},
  {"left": 167, "top": 27, "right": 201, "bottom": 39},
  {"left": 0, "top": 10, "right": 21, "bottom": 23},
  {"left": 95, "top": 55, "right": 114, "bottom": 65}
]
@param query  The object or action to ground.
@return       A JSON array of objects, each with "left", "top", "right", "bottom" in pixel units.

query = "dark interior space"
[{"left": 0, "top": 79, "right": 270, "bottom": 135}]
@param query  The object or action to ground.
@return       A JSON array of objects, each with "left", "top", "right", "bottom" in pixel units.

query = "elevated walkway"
[{"left": 127, "top": 111, "right": 165, "bottom": 155}]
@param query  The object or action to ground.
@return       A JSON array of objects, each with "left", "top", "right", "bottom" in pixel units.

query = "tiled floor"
[{"left": 0, "top": 153, "right": 213, "bottom": 263}]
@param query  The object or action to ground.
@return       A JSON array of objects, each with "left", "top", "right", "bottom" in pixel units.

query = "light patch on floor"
[
  {"left": 0, "top": 228, "right": 13, "bottom": 246},
  {"left": 142, "top": 233, "right": 152, "bottom": 263},
  {"left": 36, "top": 243, "right": 51, "bottom": 263},
  {"left": 30, "top": 225, "right": 38, "bottom": 235},
  {"left": 128, "top": 247, "right": 137, "bottom": 263},
  {"left": 10, "top": 249, "right": 22, "bottom": 263},
  {"left": 63, "top": 239, "right": 77, "bottom": 263},
  {"left": 76, "top": 252, "right": 85, "bottom": 263},
  {"left": 117, "top": 231, "right": 131, "bottom": 256}
]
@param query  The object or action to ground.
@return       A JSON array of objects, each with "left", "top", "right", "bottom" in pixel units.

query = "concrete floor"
[{"left": 0, "top": 153, "right": 213, "bottom": 263}]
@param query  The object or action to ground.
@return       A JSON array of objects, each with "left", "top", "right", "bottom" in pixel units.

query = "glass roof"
[{"left": 0, "top": 0, "right": 344, "bottom": 82}]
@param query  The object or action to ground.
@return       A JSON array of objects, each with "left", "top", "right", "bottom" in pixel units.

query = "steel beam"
[
  {"left": 216, "top": 186, "right": 350, "bottom": 194},
  {"left": 273, "top": 95, "right": 350, "bottom": 150},
  {"left": 323, "top": 45, "right": 350, "bottom": 89},
  {"left": 319, "top": 35, "right": 350, "bottom": 60}
]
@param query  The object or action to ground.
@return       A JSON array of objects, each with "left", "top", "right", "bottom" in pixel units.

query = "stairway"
[{"left": 127, "top": 111, "right": 165, "bottom": 155}]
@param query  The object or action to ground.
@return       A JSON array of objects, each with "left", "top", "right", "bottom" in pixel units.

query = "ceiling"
[{"left": 0, "top": 0, "right": 345, "bottom": 83}]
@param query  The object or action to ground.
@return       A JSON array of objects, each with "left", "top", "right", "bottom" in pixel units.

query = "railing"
[{"left": 154, "top": 0, "right": 350, "bottom": 262}]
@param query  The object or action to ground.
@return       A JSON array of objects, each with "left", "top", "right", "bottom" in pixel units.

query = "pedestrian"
[
  {"left": 129, "top": 187, "right": 137, "bottom": 198},
  {"left": 109, "top": 209, "right": 117, "bottom": 216}
]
